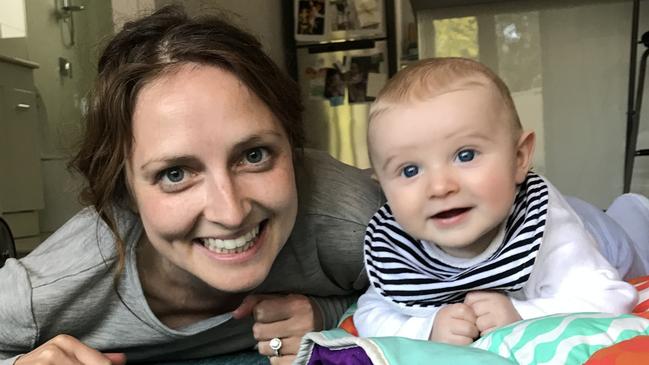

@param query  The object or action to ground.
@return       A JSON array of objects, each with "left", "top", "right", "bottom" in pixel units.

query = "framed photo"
[
  {"left": 295, "top": 0, "right": 385, "bottom": 44},
  {"left": 295, "top": 0, "right": 328, "bottom": 42},
  {"left": 346, "top": 53, "right": 383, "bottom": 103}
]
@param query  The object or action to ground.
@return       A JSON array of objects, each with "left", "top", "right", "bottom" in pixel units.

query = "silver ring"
[{"left": 269, "top": 337, "right": 282, "bottom": 357}]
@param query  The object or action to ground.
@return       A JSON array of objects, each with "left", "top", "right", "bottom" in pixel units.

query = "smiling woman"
[
  {"left": 129, "top": 65, "right": 299, "bottom": 297},
  {"left": 0, "top": 5, "right": 383, "bottom": 365}
]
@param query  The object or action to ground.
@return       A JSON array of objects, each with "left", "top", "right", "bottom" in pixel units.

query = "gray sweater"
[{"left": 0, "top": 149, "right": 383, "bottom": 363}]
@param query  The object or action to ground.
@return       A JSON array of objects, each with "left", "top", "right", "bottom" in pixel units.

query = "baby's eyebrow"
[{"left": 380, "top": 154, "right": 400, "bottom": 172}]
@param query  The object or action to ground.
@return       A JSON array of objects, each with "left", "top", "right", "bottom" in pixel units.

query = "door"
[{"left": 0, "top": 86, "right": 44, "bottom": 212}]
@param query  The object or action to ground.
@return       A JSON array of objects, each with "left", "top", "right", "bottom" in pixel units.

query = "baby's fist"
[{"left": 429, "top": 303, "right": 479, "bottom": 345}]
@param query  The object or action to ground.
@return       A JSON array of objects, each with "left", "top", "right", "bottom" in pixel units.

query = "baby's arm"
[
  {"left": 354, "top": 286, "right": 479, "bottom": 345},
  {"left": 509, "top": 189, "right": 638, "bottom": 318},
  {"left": 354, "top": 286, "right": 436, "bottom": 340},
  {"left": 510, "top": 255, "right": 637, "bottom": 319}
]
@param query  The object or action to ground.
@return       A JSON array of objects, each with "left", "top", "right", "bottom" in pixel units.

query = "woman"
[{"left": 0, "top": 5, "right": 382, "bottom": 365}]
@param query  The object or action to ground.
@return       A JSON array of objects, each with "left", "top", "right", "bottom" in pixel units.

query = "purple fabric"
[{"left": 306, "top": 344, "right": 373, "bottom": 365}]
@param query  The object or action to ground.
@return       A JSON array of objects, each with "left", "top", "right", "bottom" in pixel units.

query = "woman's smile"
[{"left": 197, "top": 223, "right": 261, "bottom": 254}]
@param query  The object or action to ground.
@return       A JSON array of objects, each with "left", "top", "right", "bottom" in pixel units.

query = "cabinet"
[{"left": 0, "top": 54, "right": 44, "bottom": 255}]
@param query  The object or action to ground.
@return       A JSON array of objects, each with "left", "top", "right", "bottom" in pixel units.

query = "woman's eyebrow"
[
  {"left": 139, "top": 131, "right": 285, "bottom": 170},
  {"left": 228, "top": 131, "right": 284, "bottom": 155},
  {"left": 140, "top": 155, "right": 197, "bottom": 171}
]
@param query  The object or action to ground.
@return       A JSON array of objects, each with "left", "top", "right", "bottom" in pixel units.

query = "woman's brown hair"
[{"left": 69, "top": 5, "right": 304, "bottom": 275}]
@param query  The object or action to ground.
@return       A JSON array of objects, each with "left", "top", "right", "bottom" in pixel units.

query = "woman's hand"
[
  {"left": 233, "top": 294, "right": 322, "bottom": 365},
  {"left": 15, "top": 334, "right": 126, "bottom": 365}
]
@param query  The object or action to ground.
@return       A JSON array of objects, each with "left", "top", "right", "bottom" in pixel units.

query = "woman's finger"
[
  {"left": 103, "top": 352, "right": 127, "bottom": 365},
  {"left": 231, "top": 294, "right": 278, "bottom": 320},
  {"left": 16, "top": 334, "right": 117, "bottom": 365},
  {"left": 257, "top": 335, "right": 302, "bottom": 357},
  {"left": 269, "top": 354, "right": 296, "bottom": 365},
  {"left": 254, "top": 294, "right": 317, "bottom": 326},
  {"left": 252, "top": 313, "right": 313, "bottom": 341},
  {"left": 251, "top": 295, "right": 305, "bottom": 323}
]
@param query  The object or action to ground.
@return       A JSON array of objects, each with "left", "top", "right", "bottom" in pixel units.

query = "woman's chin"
[{"left": 205, "top": 273, "right": 267, "bottom": 293}]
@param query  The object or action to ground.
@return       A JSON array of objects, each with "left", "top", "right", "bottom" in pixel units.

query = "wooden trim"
[
  {"left": 0, "top": 54, "right": 39, "bottom": 69},
  {"left": 410, "top": 0, "right": 628, "bottom": 13}
]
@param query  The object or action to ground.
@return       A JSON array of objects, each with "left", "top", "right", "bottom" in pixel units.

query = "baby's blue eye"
[
  {"left": 164, "top": 167, "right": 185, "bottom": 183},
  {"left": 457, "top": 149, "right": 476, "bottom": 163},
  {"left": 402, "top": 165, "right": 419, "bottom": 178}
]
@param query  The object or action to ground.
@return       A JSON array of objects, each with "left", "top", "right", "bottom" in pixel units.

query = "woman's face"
[{"left": 127, "top": 64, "right": 298, "bottom": 293}]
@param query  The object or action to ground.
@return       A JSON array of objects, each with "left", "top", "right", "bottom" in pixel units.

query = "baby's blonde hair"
[{"left": 369, "top": 57, "right": 521, "bottom": 132}]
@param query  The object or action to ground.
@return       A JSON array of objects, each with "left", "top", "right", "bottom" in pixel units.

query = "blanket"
[{"left": 295, "top": 276, "right": 649, "bottom": 365}]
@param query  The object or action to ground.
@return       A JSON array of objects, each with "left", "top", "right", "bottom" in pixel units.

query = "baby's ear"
[{"left": 515, "top": 131, "right": 536, "bottom": 184}]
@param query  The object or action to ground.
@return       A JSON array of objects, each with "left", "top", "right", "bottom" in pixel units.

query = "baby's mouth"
[
  {"left": 432, "top": 208, "right": 471, "bottom": 219},
  {"left": 197, "top": 221, "right": 266, "bottom": 254}
]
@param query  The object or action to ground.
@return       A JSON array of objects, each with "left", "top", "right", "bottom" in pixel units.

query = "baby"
[{"left": 354, "top": 57, "right": 638, "bottom": 345}]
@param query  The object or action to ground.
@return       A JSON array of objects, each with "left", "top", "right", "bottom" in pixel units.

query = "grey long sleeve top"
[{"left": 0, "top": 149, "right": 383, "bottom": 363}]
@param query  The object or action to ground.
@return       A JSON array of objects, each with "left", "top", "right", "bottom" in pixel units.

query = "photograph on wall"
[
  {"left": 324, "top": 67, "right": 345, "bottom": 107},
  {"left": 330, "top": 0, "right": 384, "bottom": 37},
  {"left": 295, "top": 0, "right": 327, "bottom": 41},
  {"left": 303, "top": 66, "right": 327, "bottom": 100},
  {"left": 331, "top": 0, "right": 353, "bottom": 31},
  {"left": 352, "top": 0, "right": 382, "bottom": 29},
  {"left": 346, "top": 53, "right": 383, "bottom": 103}
]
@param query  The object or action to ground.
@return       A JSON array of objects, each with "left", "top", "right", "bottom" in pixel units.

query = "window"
[
  {"left": 416, "top": 0, "right": 649, "bottom": 207},
  {"left": 0, "top": 0, "right": 26, "bottom": 39}
]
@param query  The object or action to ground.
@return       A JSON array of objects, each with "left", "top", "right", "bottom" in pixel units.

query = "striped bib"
[{"left": 364, "top": 173, "right": 549, "bottom": 310}]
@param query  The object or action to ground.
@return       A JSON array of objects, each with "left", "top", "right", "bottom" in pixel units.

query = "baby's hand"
[
  {"left": 429, "top": 303, "right": 479, "bottom": 345},
  {"left": 464, "top": 291, "right": 521, "bottom": 336}
]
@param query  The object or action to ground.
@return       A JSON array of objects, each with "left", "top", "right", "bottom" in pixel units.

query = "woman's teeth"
[{"left": 200, "top": 225, "right": 260, "bottom": 254}]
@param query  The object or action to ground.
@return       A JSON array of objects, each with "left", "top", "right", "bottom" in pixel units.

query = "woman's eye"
[
  {"left": 401, "top": 165, "right": 419, "bottom": 178},
  {"left": 242, "top": 147, "right": 270, "bottom": 166},
  {"left": 162, "top": 167, "right": 185, "bottom": 183},
  {"left": 155, "top": 166, "right": 194, "bottom": 193},
  {"left": 245, "top": 147, "right": 265, "bottom": 164},
  {"left": 456, "top": 149, "right": 476, "bottom": 163}
]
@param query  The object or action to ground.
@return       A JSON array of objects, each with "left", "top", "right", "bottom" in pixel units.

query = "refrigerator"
[{"left": 292, "top": 0, "right": 395, "bottom": 169}]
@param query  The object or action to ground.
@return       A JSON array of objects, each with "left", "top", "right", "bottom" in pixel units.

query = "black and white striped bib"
[{"left": 364, "top": 173, "right": 549, "bottom": 310}]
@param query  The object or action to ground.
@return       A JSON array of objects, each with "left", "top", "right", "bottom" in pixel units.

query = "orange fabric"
[
  {"left": 339, "top": 316, "right": 359, "bottom": 337},
  {"left": 630, "top": 276, "right": 649, "bottom": 315},
  {"left": 626, "top": 275, "right": 649, "bottom": 286},
  {"left": 584, "top": 336, "right": 649, "bottom": 364}
]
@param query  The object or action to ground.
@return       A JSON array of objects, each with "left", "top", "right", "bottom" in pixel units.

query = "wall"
[
  {"left": 111, "top": 0, "right": 156, "bottom": 30},
  {"left": 155, "top": 0, "right": 286, "bottom": 70},
  {"left": 21, "top": 0, "right": 113, "bottom": 237},
  {"left": 540, "top": 1, "right": 649, "bottom": 207}
]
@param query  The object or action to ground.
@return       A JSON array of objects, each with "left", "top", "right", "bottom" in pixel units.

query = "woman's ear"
[
  {"left": 123, "top": 165, "right": 139, "bottom": 214},
  {"left": 127, "top": 196, "right": 139, "bottom": 214},
  {"left": 514, "top": 131, "right": 536, "bottom": 184}
]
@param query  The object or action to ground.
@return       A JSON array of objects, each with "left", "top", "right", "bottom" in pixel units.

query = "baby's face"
[{"left": 369, "top": 86, "right": 530, "bottom": 258}]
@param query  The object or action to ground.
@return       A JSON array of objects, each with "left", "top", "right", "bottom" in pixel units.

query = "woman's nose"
[{"left": 203, "top": 175, "right": 250, "bottom": 228}]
